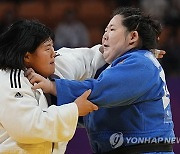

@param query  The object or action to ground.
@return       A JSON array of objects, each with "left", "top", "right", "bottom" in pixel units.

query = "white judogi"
[{"left": 0, "top": 45, "right": 105, "bottom": 154}]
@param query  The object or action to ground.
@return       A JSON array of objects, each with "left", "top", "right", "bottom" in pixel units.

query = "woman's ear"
[
  {"left": 129, "top": 31, "right": 139, "bottom": 46},
  {"left": 24, "top": 52, "right": 31, "bottom": 67}
]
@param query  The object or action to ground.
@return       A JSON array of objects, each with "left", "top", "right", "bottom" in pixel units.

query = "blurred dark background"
[{"left": 0, "top": 0, "right": 179, "bottom": 153}]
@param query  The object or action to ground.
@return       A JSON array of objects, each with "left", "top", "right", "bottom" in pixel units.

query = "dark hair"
[
  {"left": 0, "top": 19, "right": 55, "bottom": 70},
  {"left": 113, "top": 7, "right": 162, "bottom": 50}
]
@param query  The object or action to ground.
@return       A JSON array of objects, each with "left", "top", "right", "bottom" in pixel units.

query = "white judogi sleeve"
[{"left": 54, "top": 45, "right": 106, "bottom": 80}]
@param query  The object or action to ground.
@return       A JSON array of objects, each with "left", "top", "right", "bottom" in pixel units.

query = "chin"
[
  {"left": 104, "top": 57, "right": 112, "bottom": 64},
  {"left": 43, "top": 70, "right": 55, "bottom": 78}
]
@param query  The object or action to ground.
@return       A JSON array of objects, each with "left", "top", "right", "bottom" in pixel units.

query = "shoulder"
[
  {"left": 0, "top": 69, "right": 36, "bottom": 110},
  {"left": 128, "top": 50, "right": 158, "bottom": 65},
  {"left": 0, "top": 69, "right": 32, "bottom": 90},
  {"left": 118, "top": 50, "right": 159, "bottom": 72}
]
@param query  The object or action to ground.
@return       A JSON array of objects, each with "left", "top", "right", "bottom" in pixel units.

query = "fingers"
[
  {"left": 86, "top": 100, "right": 99, "bottom": 112},
  {"left": 29, "top": 75, "right": 42, "bottom": 85},
  {"left": 24, "top": 68, "right": 35, "bottom": 77},
  {"left": 81, "top": 90, "right": 98, "bottom": 111},
  {"left": 25, "top": 68, "right": 37, "bottom": 85},
  {"left": 27, "top": 73, "right": 34, "bottom": 83},
  {"left": 154, "top": 49, "right": 166, "bottom": 58},
  {"left": 81, "top": 89, "right": 91, "bottom": 98},
  {"left": 99, "top": 45, "right": 104, "bottom": 54},
  {"left": 75, "top": 89, "right": 99, "bottom": 116},
  {"left": 151, "top": 49, "right": 166, "bottom": 59},
  {"left": 31, "top": 83, "right": 42, "bottom": 90},
  {"left": 158, "top": 50, "right": 166, "bottom": 58},
  {"left": 83, "top": 90, "right": 98, "bottom": 110},
  {"left": 160, "top": 50, "right": 166, "bottom": 55},
  {"left": 25, "top": 68, "right": 43, "bottom": 85},
  {"left": 158, "top": 55, "right": 163, "bottom": 58},
  {"left": 91, "top": 103, "right": 98, "bottom": 111},
  {"left": 154, "top": 49, "right": 160, "bottom": 58},
  {"left": 26, "top": 72, "right": 40, "bottom": 85}
]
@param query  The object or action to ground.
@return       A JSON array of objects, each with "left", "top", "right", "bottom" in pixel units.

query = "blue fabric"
[{"left": 55, "top": 49, "right": 175, "bottom": 153}]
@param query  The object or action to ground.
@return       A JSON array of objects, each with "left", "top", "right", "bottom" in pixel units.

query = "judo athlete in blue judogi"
[{"left": 27, "top": 7, "right": 175, "bottom": 153}]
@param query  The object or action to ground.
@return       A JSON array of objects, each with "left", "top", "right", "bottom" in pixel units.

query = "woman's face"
[
  {"left": 102, "top": 15, "right": 131, "bottom": 63},
  {"left": 24, "top": 39, "right": 55, "bottom": 77}
]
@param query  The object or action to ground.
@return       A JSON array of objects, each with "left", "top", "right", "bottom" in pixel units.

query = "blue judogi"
[{"left": 55, "top": 49, "right": 175, "bottom": 153}]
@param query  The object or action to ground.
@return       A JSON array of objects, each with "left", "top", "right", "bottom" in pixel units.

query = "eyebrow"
[
  {"left": 46, "top": 43, "right": 52, "bottom": 46},
  {"left": 44, "top": 41, "right": 53, "bottom": 46},
  {"left": 105, "top": 24, "right": 116, "bottom": 31},
  {"left": 107, "top": 24, "right": 115, "bottom": 28}
]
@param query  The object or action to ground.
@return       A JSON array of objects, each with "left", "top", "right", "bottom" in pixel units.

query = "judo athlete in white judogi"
[{"left": 0, "top": 19, "right": 104, "bottom": 154}]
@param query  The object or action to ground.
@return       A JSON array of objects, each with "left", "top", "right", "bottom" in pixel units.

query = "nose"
[
  {"left": 102, "top": 32, "right": 108, "bottom": 44},
  {"left": 103, "top": 32, "right": 108, "bottom": 41},
  {"left": 51, "top": 47, "right": 56, "bottom": 58}
]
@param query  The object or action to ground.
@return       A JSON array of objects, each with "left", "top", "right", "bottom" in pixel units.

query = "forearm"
[{"left": 55, "top": 61, "right": 156, "bottom": 107}]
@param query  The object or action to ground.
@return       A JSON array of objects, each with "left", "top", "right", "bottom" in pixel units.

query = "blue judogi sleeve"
[{"left": 55, "top": 52, "right": 159, "bottom": 107}]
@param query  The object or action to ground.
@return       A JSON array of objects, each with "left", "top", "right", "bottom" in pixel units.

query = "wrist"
[{"left": 49, "top": 81, "right": 57, "bottom": 96}]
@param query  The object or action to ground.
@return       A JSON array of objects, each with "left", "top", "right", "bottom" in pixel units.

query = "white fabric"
[{"left": 55, "top": 45, "right": 105, "bottom": 80}]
